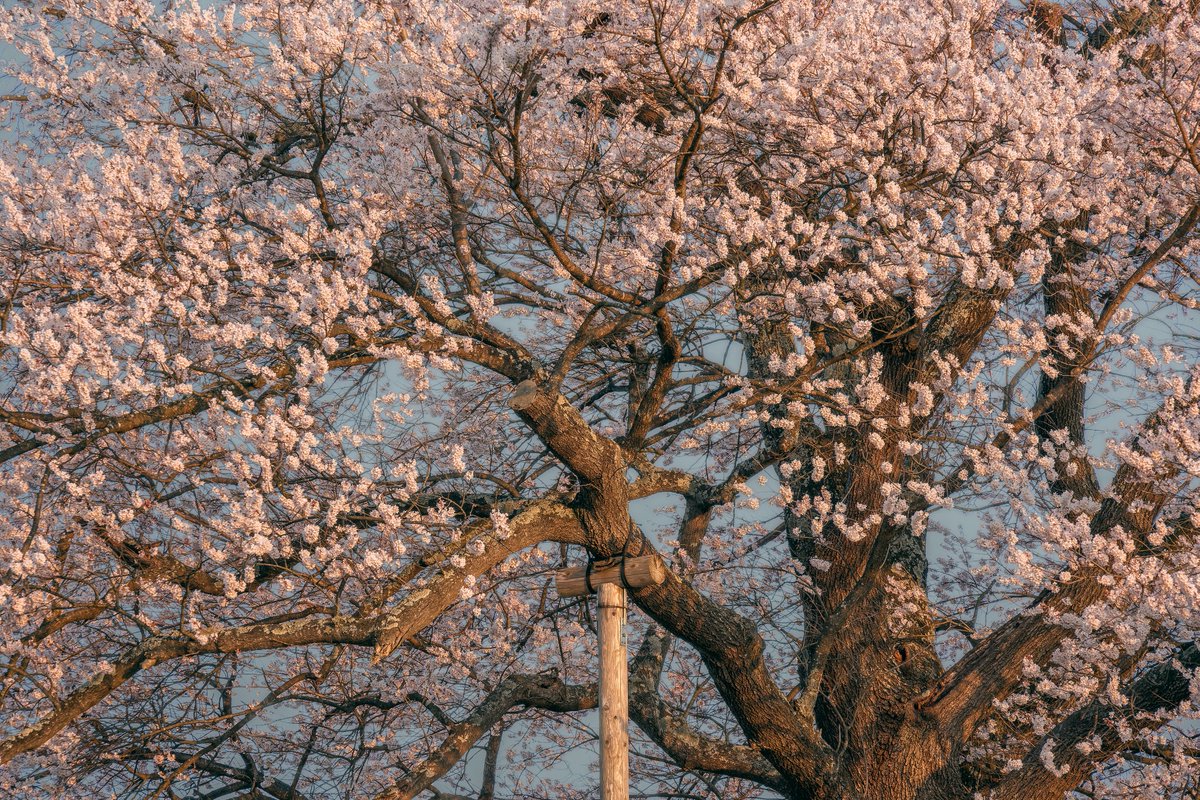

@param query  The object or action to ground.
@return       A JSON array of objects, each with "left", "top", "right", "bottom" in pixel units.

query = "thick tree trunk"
[
  {"left": 730, "top": 289, "right": 974, "bottom": 800},
  {"left": 801, "top": 570, "right": 968, "bottom": 800}
]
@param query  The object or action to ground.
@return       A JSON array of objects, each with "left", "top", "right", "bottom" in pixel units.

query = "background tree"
[{"left": 2, "top": 1, "right": 1200, "bottom": 798}]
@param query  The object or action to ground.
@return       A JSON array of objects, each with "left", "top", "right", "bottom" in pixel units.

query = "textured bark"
[{"left": 1034, "top": 213, "right": 1100, "bottom": 501}]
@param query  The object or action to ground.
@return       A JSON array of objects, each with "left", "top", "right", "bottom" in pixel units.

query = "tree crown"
[{"left": 2, "top": 1, "right": 1200, "bottom": 798}]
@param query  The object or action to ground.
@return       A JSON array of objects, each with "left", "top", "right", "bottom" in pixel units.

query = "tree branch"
[
  {"left": 986, "top": 642, "right": 1200, "bottom": 800},
  {"left": 0, "top": 500, "right": 585, "bottom": 764},
  {"left": 373, "top": 673, "right": 596, "bottom": 800},
  {"left": 920, "top": 405, "right": 1187, "bottom": 742}
]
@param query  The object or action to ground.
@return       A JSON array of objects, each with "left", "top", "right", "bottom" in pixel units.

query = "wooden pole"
[
  {"left": 597, "top": 581, "right": 628, "bottom": 800},
  {"left": 553, "top": 553, "right": 662, "bottom": 798}
]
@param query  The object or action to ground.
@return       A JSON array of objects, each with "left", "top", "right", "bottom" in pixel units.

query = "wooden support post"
[
  {"left": 556, "top": 554, "right": 665, "bottom": 598},
  {"left": 597, "top": 581, "right": 628, "bottom": 800},
  {"left": 554, "top": 554, "right": 664, "bottom": 799}
]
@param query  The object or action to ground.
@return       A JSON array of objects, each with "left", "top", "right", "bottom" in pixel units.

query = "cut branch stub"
[
  {"left": 557, "top": 555, "right": 666, "bottom": 598},
  {"left": 508, "top": 379, "right": 541, "bottom": 411}
]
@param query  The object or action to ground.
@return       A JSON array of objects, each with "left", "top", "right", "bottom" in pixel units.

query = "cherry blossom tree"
[{"left": 2, "top": 0, "right": 1200, "bottom": 798}]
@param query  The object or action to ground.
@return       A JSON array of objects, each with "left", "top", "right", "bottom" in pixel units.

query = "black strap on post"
[
  {"left": 584, "top": 554, "right": 597, "bottom": 595},
  {"left": 583, "top": 522, "right": 649, "bottom": 593}
]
